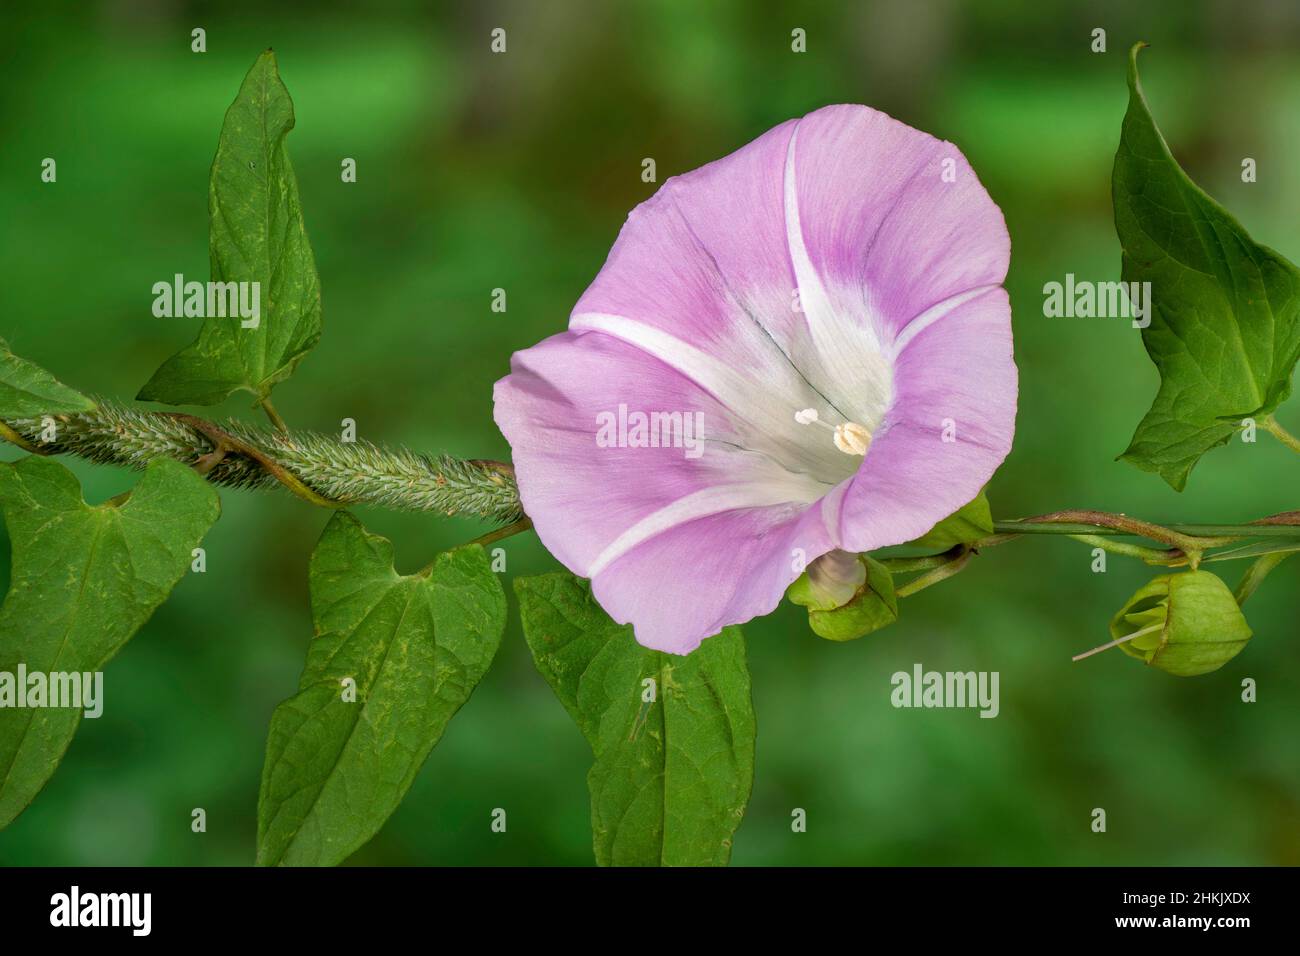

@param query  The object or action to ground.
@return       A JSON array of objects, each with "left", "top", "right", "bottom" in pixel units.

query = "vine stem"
[
  {"left": 995, "top": 510, "right": 1242, "bottom": 553},
  {"left": 891, "top": 511, "right": 1298, "bottom": 601},
  {"left": 1064, "top": 533, "right": 1184, "bottom": 566},
  {"left": 1263, "top": 415, "right": 1300, "bottom": 455},
  {"left": 1, "top": 400, "right": 522, "bottom": 524},
  {"left": 894, "top": 546, "right": 972, "bottom": 597},
  {"left": 3, "top": 403, "right": 1299, "bottom": 575},
  {"left": 992, "top": 515, "right": 1300, "bottom": 539}
]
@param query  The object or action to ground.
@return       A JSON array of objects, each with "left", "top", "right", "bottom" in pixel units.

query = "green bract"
[
  {"left": 1110, "top": 570, "right": 1252, "bottom": 676},
  {"left": 907, "top": 491, "right": 993, "bottom": 549},
  {"left": 788, "top": 553, "right": 898, "bottom": 642}
]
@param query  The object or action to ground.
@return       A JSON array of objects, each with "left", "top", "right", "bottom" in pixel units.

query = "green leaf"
[
  {"left": 0, "top": 456, "right": 219, "bottom": 828},
  {"left": 516, "top": 573, "right": 755, "bottom": 866},
  {"left": 138, "top": 50, "right": 322, "bottom": 406},
  {"left": 908, "top": 491, "right": 993, "bottom": 549},
  {"left": 256, "top": 513, "right": 505, "bottom": 866},
  {"left": 0, "top": 338, "right": 94, "bottom": 418},
  {"left": 1113, "top": 43, "right": 1300, "bottom": 489}
]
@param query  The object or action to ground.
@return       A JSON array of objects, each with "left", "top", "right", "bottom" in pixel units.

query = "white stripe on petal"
[
  {"left": 585, "top": 478, "right": 820, "bottom": 577},
  {"left": 890, "top": 283, "right": 1002, "bottom": 357},
  {"left": 783, "top": 124, "right": 894, "bottom": 428},
  {"left": 571, "top": 311, "right": 804, "bottom": 447}
]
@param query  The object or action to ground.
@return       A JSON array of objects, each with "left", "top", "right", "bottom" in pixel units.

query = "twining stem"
[
  {"left": 892, "top": 512, "right": 1299, "bottom": 600},
  {"left": 2, "top": 402, "right": 1298, "bottom": 584},
  {"left": 895, "top": 546, "right": 972, "bottom": 598},
  {"left": 880, "top": 553, "right": 955, "bottom": 573},
  {"left": 0, "top": 400, "right": 521, "bottom": 524},
  {"left": 992, "top": 517, "right": 1300, "bottom": 539},
  {"left": 166, "top": 412, "right": 338, "bottom": 508},
  {"left": 1065, "top": 533, "right": 1184, "bottom": 566},
  {"left": 996, "top": 510, "right": 1239, "bottom": 553},
  {"left": 1263, "top": 415, "right": 1300, "bottom": 455}
]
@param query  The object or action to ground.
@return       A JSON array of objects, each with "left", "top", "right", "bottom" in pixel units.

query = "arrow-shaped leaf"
[
  {"left": 256, "top": 513, "right": 505, "bottom": 866},
  {"left": 0, "top": 456, "right": 219, "bottom": 828},
  {"left": 138, "top": 50, "right": 322, "bottom": 406},
  {"left": 1113, "top": 43, "right": 1300, "bottom": 489},
  {"left": 517, "top": 572, "right": 755, "bottom": 867}
]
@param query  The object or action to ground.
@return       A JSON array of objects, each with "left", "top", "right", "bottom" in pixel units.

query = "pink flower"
[{"left": 494, "top": 105, "right": 1016, "bottom": 654}]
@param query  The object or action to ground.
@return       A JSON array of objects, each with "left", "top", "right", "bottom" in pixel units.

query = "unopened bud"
[
  {"left": 788, "top": 553, "right": 897, "bottom": 641},
  {"left": 1110, "top": 570, "right": 1252, "bottom": 676}
]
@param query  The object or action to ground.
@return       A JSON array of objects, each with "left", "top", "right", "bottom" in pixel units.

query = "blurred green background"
[{"left": 1, "top": 0, "right": 1297, "bottom": 866}]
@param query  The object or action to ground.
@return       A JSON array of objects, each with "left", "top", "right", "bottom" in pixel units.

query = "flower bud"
[
  {"left": 788, "top": 549, "right": 866, "bottom": 610},
  {"left": 788, "top": 552, "right": 897, "bottom": 641},
  {"left": 1110, "top": 570, "right": 1252, "bottom": 676}
]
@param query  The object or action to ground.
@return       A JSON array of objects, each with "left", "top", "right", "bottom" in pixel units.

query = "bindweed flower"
[
  {"left": 1109, "top": 570, "right": 1252, "bottom": 676},
  {"left": 494, "top": 105, "right": 1016, "bottom": 653}
]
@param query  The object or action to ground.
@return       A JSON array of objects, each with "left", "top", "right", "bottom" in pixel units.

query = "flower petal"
[
  {"left": 493, "top": 329, "right": 833, "bottom": 579},
  {"left": 787, "top": 104, "right": 1011, "bottom": 346},
  {"left": 589, "top": 503, "right": 835, "bottom": 654},
  {"left": 572, "top": 113, "right": 892, "bottom": 452},
  {"left": 836, "top": 287, "right": 1017, "bottom": 552}
]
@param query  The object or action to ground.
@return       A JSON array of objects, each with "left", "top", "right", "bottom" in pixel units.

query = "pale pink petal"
[
  {"left": 494, "top": 330, "right": 834, "bottom": 579},
  {"left": 837, "top": 287, "right": 1017, "bottom": 551}
]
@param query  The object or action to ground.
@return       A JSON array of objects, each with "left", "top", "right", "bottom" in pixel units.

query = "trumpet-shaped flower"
[{"left": 494, "top": 104, "right": 1016, "bottom": 653}]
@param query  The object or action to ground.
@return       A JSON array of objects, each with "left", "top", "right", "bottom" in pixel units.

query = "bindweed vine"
[
  {"left": 1, "top": 41, "right": 1298, "bottom": 867},
  {"left": 0, "top": 401, "right": 521, "bottom": 522},
  {"left": 3, "top": 399, "right": 1294, "bottom": 668}
]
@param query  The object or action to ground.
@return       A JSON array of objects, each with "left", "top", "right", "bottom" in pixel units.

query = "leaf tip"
[{"left": 1127, "top": 41, "right": 1149, "bottom": 89}]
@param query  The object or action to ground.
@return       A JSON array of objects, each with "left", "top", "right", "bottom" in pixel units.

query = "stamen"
[
  {"left": 833, "top": 422, "right": 871, "bottom": 457},
  {"left": 795, "top": 408, "right": 872, "bottom": 457}
]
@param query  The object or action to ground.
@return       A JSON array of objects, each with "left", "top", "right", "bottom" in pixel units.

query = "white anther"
[{"left": 832, "top": 422, "right": 872, "bottom": 457}]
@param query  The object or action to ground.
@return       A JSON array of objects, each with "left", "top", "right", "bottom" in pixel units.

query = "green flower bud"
[
  {"left": 788, "top": 552, "right": 898, "bottom": 642},
  {"left": 1110, "top": 570, "right": 1252, "bottom": 676},
  {"left": 787, "top": 549, "right": 867, "bottom": 611}
]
